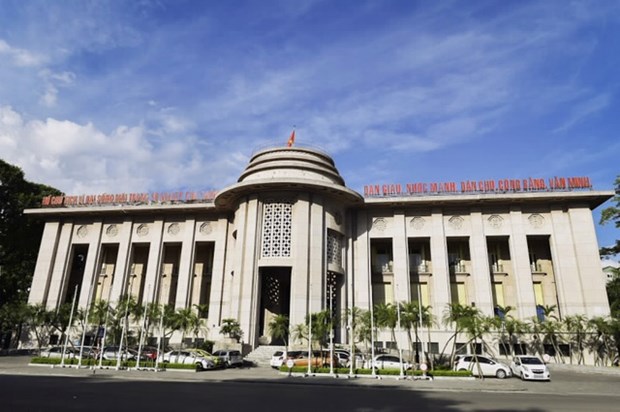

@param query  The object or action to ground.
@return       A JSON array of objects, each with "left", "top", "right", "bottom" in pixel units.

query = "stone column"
[
  {"left": 143, "top": 220, "right": 165, "bottom": 303},
  {"left": 469, "top": 211, "right": 494, "bottom": 315},
  {"left": 568, "top": 207, "right": 610, "bottom": 316},
  {"left": 109, "top": 221, "right": 134, "bottom": 304},
  {"left": 78, "top": 222, "right": 103, "bottom": 308},
  {"left": 28, "top": 221, "right": 61, "bottom": 305},
  {"left": 236, "top": 197, "right": 260, "bottom": 345},
  {"left": 290, "top": 194, "right": 310, "bottom": 329},
  {"left": 549, "top": 208, "right": 586, "bottom": 316},
  {"left": 353, "top": 211, "right": 371, "bottom": 310},
  {"left": 430, "top": 209, "right": 450, "bottom": 321},
  {"left": 45, "top": 222, "right": 74, "bottom": 309},
  {"left": 392, "top": 211, "right": 410, "bottom": 303},
  {"left": 207, "top": 217, "right": 230, "bottom": 332},
  {"left": 174, "top": 219, "right": 196, "bottom": 309},
  {"left": 508, "top": 209, "right": 537, "bottom": 319},
  {"left": 308, "top": 197, "right": 325, "bottom": 317}
]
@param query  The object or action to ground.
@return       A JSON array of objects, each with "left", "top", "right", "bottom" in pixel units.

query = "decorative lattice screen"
[
  {"left": 261, "top": 200, "right": 293, "bottom": 258},
  {"left": 326, "top": 230, "right": 342, "bottom": 267}
]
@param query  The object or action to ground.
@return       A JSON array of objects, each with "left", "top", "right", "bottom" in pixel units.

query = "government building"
[{"left": 24, "top": 145, "right": 613, "bottom": 360}]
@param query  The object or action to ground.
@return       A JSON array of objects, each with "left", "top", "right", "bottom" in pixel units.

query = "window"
[
  {"left": 533, "top": 282, "right": 544, "bottom": 305},
  {"left": 451, "top": 282, "right": 467, "bottom": 305},
  {"left": 411, "top": 282, "right": 430, "bottom": 306}
]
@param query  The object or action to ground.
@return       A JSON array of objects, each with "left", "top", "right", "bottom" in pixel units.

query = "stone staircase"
[{"left": 244, "top": 345, "right": 286, "bottom": 367}]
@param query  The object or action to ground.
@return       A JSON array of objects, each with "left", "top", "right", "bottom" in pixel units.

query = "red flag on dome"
[{"left": 287, "top": 130, "right": 295, "bottom": 147}]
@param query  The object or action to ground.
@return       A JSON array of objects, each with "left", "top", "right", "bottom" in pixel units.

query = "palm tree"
[
  {"left": 400, "top": 301, "right": 422, "bottom": 363},
  {"left": 439, "top": 303, "right": 478, "bottom": 366},
  {"left": 356, "top": 309, "right": 373, "bottom": 355},
  {"left": 290, "top": 323, "right": 308, "bottom": 346},
  {"left": 268, "top": 314, "right": 289, "bottom": 348},
  {"left": 308, "top": 310, "right": 332, "bottom": 351},
  {"left": 194, "top": 303, "right": 209, "bottom": 319},
  {"left": 459, "top": 309, "right": 493, "bottom": 379},
  {"left": 588, "top": 316, "right": 613, "bottom": 366},
  {"left": 175, "top": 307, "right": 198, "bottom": 352},
  {"left": 220, "top": 318, "right": 243, "bottom": 341},
  {"left": 490, "top": 305, "right": 520, "bottom": 358},
  {"left": 374, "top": 303, "right": 398, "bottom": 348},
  {"left": 343, "top": 306, "right": 363, "bottom": 353},
  {"left": 532, "top": 315, "right": 564, "bottom": 363},
  {"left": 564, "top": 314, "right": 588, "bottom": 365}
]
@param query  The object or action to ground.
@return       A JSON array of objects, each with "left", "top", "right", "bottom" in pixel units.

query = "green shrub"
[{"left": 279, "top": 365, "right": 472, "bottom": 377}]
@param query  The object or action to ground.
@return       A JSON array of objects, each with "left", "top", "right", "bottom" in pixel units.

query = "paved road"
[{"left": 1, "top": 356, "right": 620, "bottom": 411}]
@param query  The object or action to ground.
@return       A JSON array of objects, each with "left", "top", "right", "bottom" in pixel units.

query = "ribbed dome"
[{"left": 214, "top": 146, "right": 363, "bottom": 208}]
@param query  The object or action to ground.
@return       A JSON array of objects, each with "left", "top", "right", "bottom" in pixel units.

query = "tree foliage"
[
  {"left": 599, "top": 175, "right": 620, "bottom": 257},
  {"left": 0, "top": 159, "right": 62, "bottom": 306}
]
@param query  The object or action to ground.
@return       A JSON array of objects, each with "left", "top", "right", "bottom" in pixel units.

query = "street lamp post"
[
  {"left": 329, "top": 282, "right": 334, "bottom": 376},
  {"left": 60, "top": 286, "right": 79, "bottom": 368},
  {"left": 116, "top": 273, "right": 136, "bottom": 370}
]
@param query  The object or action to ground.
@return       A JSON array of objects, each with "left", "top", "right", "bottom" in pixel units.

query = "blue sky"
[{"left": 0, "top": 0, "right": 618, "bottom": 252}]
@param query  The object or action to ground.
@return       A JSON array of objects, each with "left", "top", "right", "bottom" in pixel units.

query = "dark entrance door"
[{"left": 258, "top": 267, "right": 291, "bottom": 343}]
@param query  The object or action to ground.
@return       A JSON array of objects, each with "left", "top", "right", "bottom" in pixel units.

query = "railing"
[
  {"left": 450, "top": 263, "right": 467, "bottom": 273},
  {"left": 530, "top": 263, "right": 542, "bottom": 272},
  {"left": 491, "top": 263, "right": 504, "bottom": 273}
]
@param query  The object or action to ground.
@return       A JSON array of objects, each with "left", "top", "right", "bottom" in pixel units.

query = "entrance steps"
[{"left": 244, "top": 345, "right": 286, "bottom": 367}]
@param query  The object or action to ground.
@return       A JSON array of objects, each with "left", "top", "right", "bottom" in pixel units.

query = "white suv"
[{"left": 454, "top": 355, "right": 511, "bottom": 379}]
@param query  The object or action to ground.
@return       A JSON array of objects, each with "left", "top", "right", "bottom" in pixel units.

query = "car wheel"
[
  {"left": 496, "top": 369, "right": 507, "bottom": 379},
  {"left": 196, "top": 362, "right": 204, "bottom": 371},
  {"left": 520, "top": 372, "right": 524, "bottom": 381}
]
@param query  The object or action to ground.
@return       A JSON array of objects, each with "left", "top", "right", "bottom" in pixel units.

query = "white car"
[
  {"left": 270, "top": 350, "right": 301, "bottom": 369},
  {"left": 364, "top": 354, "right": 413, "bottom": 370},
  {"left": 454, "top": 355, "right": 511, "bottom": 379},
  {"left": 160, "top": 350, "right": 218, "bottom": 370},
  {"left": 510, "top": 355, "right": 551, "bottom": 381},
  {"left": 40, "top": 346, "right": 78, "bottom": 359}
]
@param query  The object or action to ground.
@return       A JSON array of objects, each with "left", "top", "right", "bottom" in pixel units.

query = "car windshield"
[{"left": 520, "top": 357, "right": 543, "bottom": 365}]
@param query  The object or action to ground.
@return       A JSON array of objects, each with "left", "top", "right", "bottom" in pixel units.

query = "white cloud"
[
  {"left": 0, "top": 106, "right": 241, "bottom": 194},
  {"left": 0, "top": 38, "right": 44, "bottom": 67}
]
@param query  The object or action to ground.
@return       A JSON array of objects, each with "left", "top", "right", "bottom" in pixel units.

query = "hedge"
[
  {"left": 279, "top": 365, "right": 472, "bottom": 377},
  {"left": 30, "top": 357, "right": 198, "bottom": 370}
]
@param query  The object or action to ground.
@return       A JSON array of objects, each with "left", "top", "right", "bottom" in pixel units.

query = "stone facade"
[{"left": 24, "top": 146, "right": 612, "bottom": 358}]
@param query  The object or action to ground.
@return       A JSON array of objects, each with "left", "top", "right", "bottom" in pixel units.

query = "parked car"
[
  {"left": 290, "top": 351, "right": 339, "bottom": 368},
  {"left": 270, "top": 350, "right": 302, "bottom": 369},
  {"left": 132, "top": 345, "right": 159, "bottom": 361},
  {"left": 101, "top": 346, "right": 140, "bottom": 361},
  {"left": 454, "top": 355, "right": 511, "bottom": 379},
  {"left": 213, "top": 350, "right": 244, "bottom": 367},
  {"left": 510, "top": 355, "right": 551, "bottom": 381},
  {"left": 159, "top": 350, "right": 218, "bottom": 370},
  {"left": 346, "top": 353, "right": 366, "bottom": 368},
  {"left": 364, "top": 354, "right": 413, "bottom": 371},
  {"left": 334, "top": 351, "right": 350, "bottom": 367},
  {"left": 185, "top": 348, "right": 223, "bottom": 367},
  {"left": 40, "top": 346, "right": 78, "bottom": 359}
]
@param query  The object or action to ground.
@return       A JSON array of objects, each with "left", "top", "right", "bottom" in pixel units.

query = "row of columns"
[{"left": 351, "top": 206, "right": 607, "bottom": 323}]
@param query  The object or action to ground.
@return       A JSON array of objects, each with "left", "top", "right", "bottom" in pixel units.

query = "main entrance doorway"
[{"left": 258, "top": 267, "right": 291, "bottom": 344}]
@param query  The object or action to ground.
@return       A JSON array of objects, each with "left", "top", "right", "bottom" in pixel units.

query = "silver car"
[{"left": 213, "top": 350, "right": 244, "bottom": 367}]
